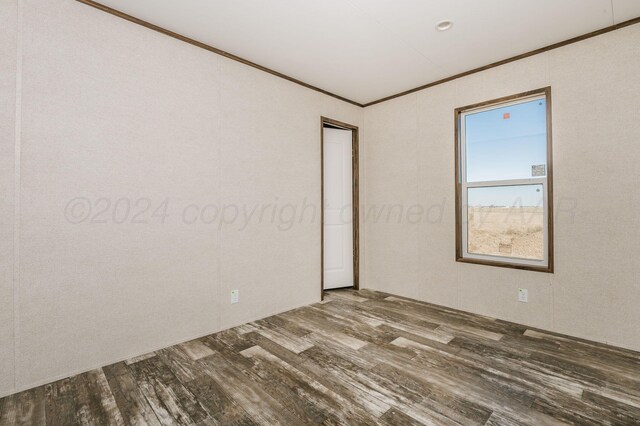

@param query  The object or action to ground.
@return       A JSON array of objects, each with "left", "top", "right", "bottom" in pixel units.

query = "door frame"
[{"left": 320, "top": 116, "right": 360, "bottom": 300}]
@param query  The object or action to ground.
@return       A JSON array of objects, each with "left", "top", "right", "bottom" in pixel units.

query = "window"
[{"left": 455, "top": 88, "right": 553, "bottom": 272}]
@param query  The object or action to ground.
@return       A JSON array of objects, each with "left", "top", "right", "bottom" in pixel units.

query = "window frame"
[{"left": 454, "top": 87, "right": 554, "bottom": 273}]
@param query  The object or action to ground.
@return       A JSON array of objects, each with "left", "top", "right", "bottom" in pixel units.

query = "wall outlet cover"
[
  {"left": 518, "top": 288, "right": 529, "bottom": 303},
  {"left": 231, "top": 289, "right": 239, "bottom": 304}
]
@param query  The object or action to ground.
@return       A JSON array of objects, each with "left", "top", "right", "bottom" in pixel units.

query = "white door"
[{"left": 323, "top": 127, "right": 354, "bottom": 290}]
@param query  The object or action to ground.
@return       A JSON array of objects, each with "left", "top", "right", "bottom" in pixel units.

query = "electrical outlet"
[
  {"left": 518, "top": 288, "right": 528, "bottom": 303},
  {"left": 231, "top": 289, "right": 239, "bottom": 304}
]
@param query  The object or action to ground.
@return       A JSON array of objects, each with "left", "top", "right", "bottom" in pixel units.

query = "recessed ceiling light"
[{"left": 436, "top": 20, "right": 453, "bottom": 31}]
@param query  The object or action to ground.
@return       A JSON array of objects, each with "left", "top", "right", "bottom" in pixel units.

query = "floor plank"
[{"left": 2, "top": 289, "right": 640, "bottom": 425}]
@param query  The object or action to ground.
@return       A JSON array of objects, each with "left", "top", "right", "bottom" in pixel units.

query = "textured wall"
[
  {"left": 0, "top": 0, "right": 18, "bottom": 397},
  {"left": 0, "top": 0, "right": 363, "bottom": 397},
  {"left": 364, "top": 24, "right": 640, "bottom": 352}
]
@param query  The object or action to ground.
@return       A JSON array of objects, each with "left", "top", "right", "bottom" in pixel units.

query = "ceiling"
[{"left": 93, "top": 0, "right": 640, "bottom": 105}]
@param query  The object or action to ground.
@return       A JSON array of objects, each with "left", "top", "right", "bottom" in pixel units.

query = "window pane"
[
  {"left": 467, "top": 185, "right": 544, "bottom": 260},
  {"left": 465, "top": 98, "right": 547, "bottom": 182}
]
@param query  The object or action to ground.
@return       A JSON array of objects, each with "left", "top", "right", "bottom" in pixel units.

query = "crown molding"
[
  {"left": 364, "top": 16, "right": 640, "bottom": 107},
  {"left": 76, "top": 0, "right": 364, "bottom": 107},
  {"left": 76, "top": 1, "right": 639, "bottom": 109}
]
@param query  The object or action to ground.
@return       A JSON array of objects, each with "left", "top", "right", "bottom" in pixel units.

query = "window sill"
[{"left": 455, "top": 256, "right": 554, "bottom": 273}]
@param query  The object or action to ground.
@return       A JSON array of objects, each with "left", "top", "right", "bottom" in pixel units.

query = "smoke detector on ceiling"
[{"left": 436, "top": 20, "right": 453, "bottom": 31}]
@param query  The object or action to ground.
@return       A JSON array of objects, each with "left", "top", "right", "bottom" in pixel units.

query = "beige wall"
[
  {"left": 0, "top": 0, "right": 18, "bottom": 397},
  {"left": 0, "top": 0, "right": 363, "bottom": 397},
  {"left": 364, "top": 25, "right": 640, "bottom": 352}
]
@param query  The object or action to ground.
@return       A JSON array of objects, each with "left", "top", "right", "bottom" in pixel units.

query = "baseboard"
[
  {"left": 0, "top": 296, "right": 318, "bottom": 400},
  {"left": 358, "top": 285, "right": 640, "bottom": 355}
]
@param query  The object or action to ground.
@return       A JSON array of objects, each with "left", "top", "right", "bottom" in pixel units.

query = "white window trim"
[{"left": 458, "top": 93, "right": 549, "bottom": 269}]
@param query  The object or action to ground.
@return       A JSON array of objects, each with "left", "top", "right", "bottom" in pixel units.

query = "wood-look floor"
[{"left": 1, "top": 289, "right": 640, "bottom": 425}]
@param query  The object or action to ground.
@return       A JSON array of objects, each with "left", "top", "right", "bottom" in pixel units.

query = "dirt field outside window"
[{"left": 467, "top": 206, "right": 544, "bottom": 260}]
